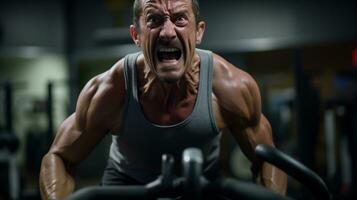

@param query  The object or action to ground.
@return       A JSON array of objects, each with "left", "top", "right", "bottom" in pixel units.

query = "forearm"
[
  {"left": 256, "top": 162, "right": 287, "bottom": 195},
  {"left": 39, "top": 153, "right": 75, "bottom": 200}
]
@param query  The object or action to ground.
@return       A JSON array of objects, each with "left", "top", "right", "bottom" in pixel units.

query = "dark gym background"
[{"left": 0, "top": 0, "right": 356, "bottom": 199}]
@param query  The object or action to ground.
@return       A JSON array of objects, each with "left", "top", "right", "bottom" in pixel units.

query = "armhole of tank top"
[
  {"left": 203, "top": 49, "right": 220, "bottom": 134},
  {"left": 117, "top": 53, "right": 136, "bottom": 136}
]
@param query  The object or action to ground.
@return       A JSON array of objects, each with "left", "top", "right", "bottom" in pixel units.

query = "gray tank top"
[{"left": 109, "top": 49, "right": 221, "bottom": 184}]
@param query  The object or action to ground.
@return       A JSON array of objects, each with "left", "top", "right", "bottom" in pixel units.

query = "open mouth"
[{"left": 157, "top": 47, "right": 182, "bottom": 61}]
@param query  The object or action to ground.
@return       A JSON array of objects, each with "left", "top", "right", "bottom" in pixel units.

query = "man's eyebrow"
[
  {"left": 172, "top": 9, "right": 189, "bottom": 15},
  {"left": 166, "top": 6, "right": 188, "bottom": 15},
  {"left": 143, "top": 7, "right": 164, "bottom": 16},
  {"left": 171, "top": 5, "right": 192, "bottom": 14},
  {"left": 142, "top": 2, "right": 160, "bottom": 13}
]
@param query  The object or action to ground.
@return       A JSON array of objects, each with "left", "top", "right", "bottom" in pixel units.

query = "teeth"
[{"left": 158, "top": 48, "right": 179, "bottom": 53}]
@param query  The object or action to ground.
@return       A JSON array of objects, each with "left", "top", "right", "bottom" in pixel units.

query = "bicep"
[
  {"left": 229, "top": 114, "right": 274, "bottom": 162},
  {"left": 219, "top": 80, "right": 273, "bottom": 161},
  {"left": 49, "top": 113, "right": 107, "bottom": 165},
  {"left": 213, "top": 55, "right": 274, "bottom": 161},
  {"left": 49, "top": 77, "right": 110, "bottom": 165}
]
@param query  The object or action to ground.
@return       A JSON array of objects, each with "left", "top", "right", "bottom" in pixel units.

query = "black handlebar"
[
  {"left": 160, "top": 154, "right": 174, "bottom": 190},
  {"left": 182, "top": 148, "right": 203, "bottom": 200},
  {"left": 66, "top": 186, "right": 149, "bottom": 200},
  {"left": 204, "top": 178, "right": 293, "bottom": 200},
  {"left": 255, "top": 144, "right": 331, "bottom": 200},
  {"left": 66, "top": 146, "right": 330, "bottom": 200}
]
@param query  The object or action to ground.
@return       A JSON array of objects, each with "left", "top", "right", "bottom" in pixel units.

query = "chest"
[
  {"left": 112, "top": 93, "right": 227, "bottom": 134},
  {"left": 138, "top": 93, "right": 227, "bottom": 129},
  {"left": 139, "top": 94, "right": 197, "bottom": 125}
]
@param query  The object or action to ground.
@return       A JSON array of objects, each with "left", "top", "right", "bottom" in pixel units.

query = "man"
[{"left": 39, "top": 0, "right": 287, "bottom": 199}]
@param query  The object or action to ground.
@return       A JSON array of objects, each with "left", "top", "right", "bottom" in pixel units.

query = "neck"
[
  {"left": 138, "top": 54, "right": 200, "bottom": 106},
  {"left": 145, "top": 74, "right": 194, "bottom": 104},
  {"left": 160, "top": 82, "right": 186, "bottom": 110}
]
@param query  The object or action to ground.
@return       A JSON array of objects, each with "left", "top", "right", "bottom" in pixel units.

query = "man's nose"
[{"left": 159, "top": 19, "right": 177, "bottom": 42}]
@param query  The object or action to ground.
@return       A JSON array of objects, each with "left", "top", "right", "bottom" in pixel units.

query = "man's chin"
[
  {"left": 157, "top": 76, "right": 181, "bottom": 84},
  {"left": 156, "top": 71, "right": 184, "bottom": 83}
]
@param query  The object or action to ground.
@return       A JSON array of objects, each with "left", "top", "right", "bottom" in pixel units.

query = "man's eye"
[
  {"left": 147, "top": 16, "right": 160, "bottom": 24},
  {"left": 177, "top": 17, "right": 185, "bottom": 22},
  {"left": 148, "top": 17, "right": 156, "bottom": 23},
  {"left": 175, "top": 16, "right": 187, "bottom": 25}
]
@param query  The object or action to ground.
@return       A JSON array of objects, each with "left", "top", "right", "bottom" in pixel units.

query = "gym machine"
[
  {"left": 65, "top": 145, "right": 331, "bottom": 200},
  {"left": 0, "top": 81, "right": 20, "bottom": 200}
]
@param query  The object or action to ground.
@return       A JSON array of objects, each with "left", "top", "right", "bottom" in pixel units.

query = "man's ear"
[
  {"left": 130, "top": 25, "right": 141, "bottom": 47},
  {"left": 195, "top": 21, "right": 206, "bottom": 45}
]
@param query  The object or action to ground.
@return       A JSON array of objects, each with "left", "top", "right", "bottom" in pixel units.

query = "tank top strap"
[
  {"left": 195, "top": 49, "right": 219, "bottom": 133},
  {"left": 123, "top": 52, "right": 141, "bottom": 112}
]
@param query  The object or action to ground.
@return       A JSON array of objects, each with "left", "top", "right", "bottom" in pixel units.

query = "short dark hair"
[{"left": 133, "top": 0, "right": 201, "bottom": 30}]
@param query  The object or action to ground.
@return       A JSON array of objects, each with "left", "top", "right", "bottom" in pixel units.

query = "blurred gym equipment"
[{"left": 0, "top": 81, "right": 20, "bottom": 200}]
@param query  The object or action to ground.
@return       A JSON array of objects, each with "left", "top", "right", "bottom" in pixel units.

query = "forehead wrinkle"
[
  {"left": 142, "top": 0, "right": 167, "bottom": 9},
  {"left": 143, "top": 0, "right": 190, "bottom": 15},
  {"left": 143, "top": 1, "right": 166, "bottom": 16},
  {"left": 166, "top": 0, "right": 191, "bottom": 13}
]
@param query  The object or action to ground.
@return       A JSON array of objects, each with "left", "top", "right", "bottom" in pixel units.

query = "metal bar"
[
  {"left": 4, "top": 81, "right": 13, "bottom": 133},
  {"left": 324, "top": 109, "right": 336, "bottom": 179}
]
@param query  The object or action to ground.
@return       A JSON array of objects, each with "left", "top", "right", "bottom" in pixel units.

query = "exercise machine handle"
[
  {"left": 182, "top": 148, "right": 203, "bottom": 200},
  {"left": 204, "top": 177, "right": 292, "bottom": 200},
  {"left": 255, "top": 144, "right": 331, "bottom": 200},
  {"left": 65, "top": 186, "right": 149, "bottom": 200}
]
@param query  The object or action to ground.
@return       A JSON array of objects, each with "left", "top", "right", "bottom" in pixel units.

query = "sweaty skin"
[
  {"left": 39, "top": 0, "right": 287, "bottom": 199},
  {"left": 212, "top": 54, "right": 287, "bottom": 194}
]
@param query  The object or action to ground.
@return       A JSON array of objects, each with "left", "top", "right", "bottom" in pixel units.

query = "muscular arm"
[
  {"left": 212, "top": 54, "right": 287, "bottom": 195},
  {"left": 39, "top": 61, "right": 125, "bottom": 200}
]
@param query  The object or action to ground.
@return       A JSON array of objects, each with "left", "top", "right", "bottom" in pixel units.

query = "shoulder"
[
  {"left": 75, "top": 57, "right": 126, "bottom": 130},
  {"left": 211, "top": 53, "right": 261, "bottom": 125},
  {"left": 80, "top": 58, "right": 125, "bottom": 100},
  {"left": 212, "top": 53, "right": 260, "bottom": 100}
]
